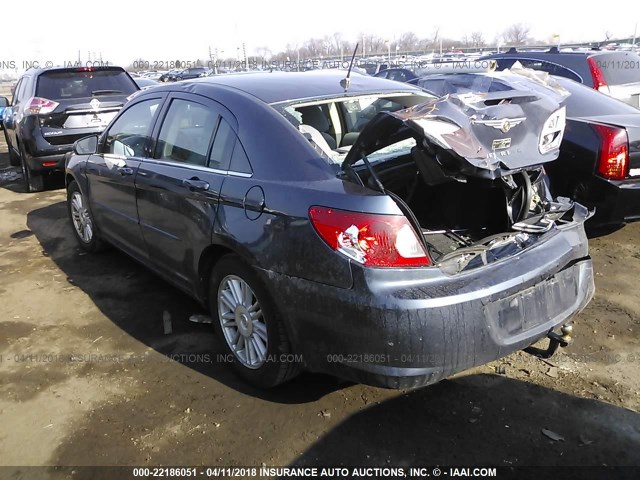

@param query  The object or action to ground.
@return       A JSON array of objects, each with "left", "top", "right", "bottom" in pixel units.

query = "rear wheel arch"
[
  {"left": 198, "top": 244, "right": 237, "bottom": 303},
  {"left": 198, "top": 242, "right": 269, "bottom": 303},
  {"left": 65, "top": 173, "right": 76, "bottom": 188}
]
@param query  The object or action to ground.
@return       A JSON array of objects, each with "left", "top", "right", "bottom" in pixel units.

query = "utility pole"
[{"left": 242, "top": 43, "right": 247, "bottom": 69}]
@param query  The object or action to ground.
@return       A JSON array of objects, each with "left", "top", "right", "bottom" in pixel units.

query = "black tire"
[
  {"left": 3, "top": 130, "right": 19, "bottom": 167},
  {"left": 67, "top": 180, "right": 105, "bottom": 252},
  {"left": 19, "top": 144, "right": 44, "bottom": 192},
  {"left": 209, "top": 254, "right": 301, "bottom": 388}
]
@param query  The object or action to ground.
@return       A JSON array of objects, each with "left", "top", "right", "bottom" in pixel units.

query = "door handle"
[
  {"left": 118, "top": 167, "right": 134, "bottom": 176},
  {"left": 183, "top": 178, "right": 210, "bottom": 191}
]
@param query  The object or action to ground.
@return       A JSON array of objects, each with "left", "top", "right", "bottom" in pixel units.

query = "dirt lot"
[{"left": 0, "top": 98, "right": 639, "bottom": 477}]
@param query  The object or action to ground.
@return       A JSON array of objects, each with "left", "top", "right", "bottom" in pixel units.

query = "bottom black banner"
[{"left": 1, "top": 466, "right": 638, "bottom": 480}]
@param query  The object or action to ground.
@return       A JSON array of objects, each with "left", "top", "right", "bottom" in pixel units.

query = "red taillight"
[
  {"left": 24, "top": 97, "right": 59, "bottom": 116},
  {"left": 309, "top": 206, "right": 431, "bottom": 267},
  {"left": 587, "top": 57, "right": 608, "bottom": 93},
  {"left": 594, "top": 124, "right": 629, "bottom": 180},
  {"left": 42, "top": 161, "right": 57, "bottom": 167}
]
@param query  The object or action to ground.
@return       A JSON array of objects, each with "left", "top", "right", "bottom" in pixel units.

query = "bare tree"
[
  {"left": 502, "top": 23, "right": 531, "bottom": 45},
  {"left": 331, "top": 32, "right": 343, "bottom": 54},
  {"left": 361, "top": 34, "right": 387, "bottom": 54},
  {"left": 397, "top": 32, "right": 419, "bottom": 52},
  {"left": 604, "top": 30, "right": 613, "bottom": 41},
  {"left": 471, "top": 31, "right": 486, "bottom": 48},
  {"left": 430, "top": 26, "right": 441, "bottom": 50},
  {"left": 304, "top": 38, "right": 324, "bottom": 58},
  {"left": 255, "top": 46, "right": 272, "bottom": 61}
]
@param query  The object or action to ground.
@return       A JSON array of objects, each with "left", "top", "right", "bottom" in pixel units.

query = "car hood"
[{"left": 343, "top": 69, "right": 571, "bottom": 180}]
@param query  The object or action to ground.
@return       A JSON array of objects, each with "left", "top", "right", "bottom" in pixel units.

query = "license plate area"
[
  {"left": 63, "top": 111, "right": 118, "bottom": 129},
  {"left": 485, "top": 267, "right": 579, "bottom": 336}
]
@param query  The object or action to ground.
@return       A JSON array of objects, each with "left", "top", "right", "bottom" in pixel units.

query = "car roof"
[{"left": 184, "top": 70, "right": 421, "bottom": 104}]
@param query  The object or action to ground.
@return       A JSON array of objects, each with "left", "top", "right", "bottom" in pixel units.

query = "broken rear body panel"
[{"left": 266, "top": 199, "right": 593, "bottom": 389}]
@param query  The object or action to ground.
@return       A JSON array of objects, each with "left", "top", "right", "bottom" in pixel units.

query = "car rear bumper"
[
  {"left": 21, "top": 124, "right": 104, "bottom": 173},
  {"left": 261, "top": 209, "right": 594, "bottom": 389},
  {"left": 579, "top": 176, "right": 640, "bottom": 226}
]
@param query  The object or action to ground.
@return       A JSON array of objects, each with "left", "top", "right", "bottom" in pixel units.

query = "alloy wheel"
[
  {"left": 70, "top": 191, "right": 94, "bottom": 243},
  {"left": 217, "top": 275, "right": 268, "bottom": 369}
]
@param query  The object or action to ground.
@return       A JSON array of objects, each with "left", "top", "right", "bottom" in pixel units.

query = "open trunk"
[{"left": 341, "top": 70, "right": 588, "bottom": 273}]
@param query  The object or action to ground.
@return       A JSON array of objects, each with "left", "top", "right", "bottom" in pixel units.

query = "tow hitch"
[{"left": 524, "top": 324, "right": 573, "bottom": 359}]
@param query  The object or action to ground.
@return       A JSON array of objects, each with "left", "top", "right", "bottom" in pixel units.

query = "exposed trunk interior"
[{"left": 351, "top": 147, "right": 557, "bottom": 266}]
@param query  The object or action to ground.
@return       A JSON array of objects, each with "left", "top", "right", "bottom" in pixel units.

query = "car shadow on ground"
[
  {"left": 22, "top": 198, "right": 640, "bottom": 470},
  {"left": 26, "top": 200, "right": 349, "bottom": 404},
  {"left": 290, "top": 373, "right": 640, "bottom": 469}
]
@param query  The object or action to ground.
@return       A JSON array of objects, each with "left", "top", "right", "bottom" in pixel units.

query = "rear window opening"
[
  {"left": 36, "top": 69, "right": 138, "bottom": 100},
  {"left": 281, "top": 93, "right": 434, "bottom": 164}
]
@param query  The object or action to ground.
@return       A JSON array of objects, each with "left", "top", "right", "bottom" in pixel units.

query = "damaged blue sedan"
[{"left": 65, "top": 70, "right": 594, "bottom": 388}]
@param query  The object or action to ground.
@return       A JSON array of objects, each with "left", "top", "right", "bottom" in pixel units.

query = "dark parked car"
[
  {"left": 0, "top": 96, "right": 8, "bottom": 129},
  {"left": 165, "top": 67, "right": 208, "bottom": 82},
  {"left": 374, "top": 67, "right": 418, "bottom": 83},
  {"left": 482, "top": 48, "right": 640, "bottom": 108},
  {"left": 65, "top": 72, "right": 594, "bottom": 389},
  {"left": 415, "top": 72, "right": 640, "bottom": 227},
  {"left": 134, "top": 77, "right": 159, "bottom": 90},
  {"left": 2, "top": 66, "right": 138, "bottom": 191},
  {"left": 159, "top": 70, "right": 180, "bottom": 82}
]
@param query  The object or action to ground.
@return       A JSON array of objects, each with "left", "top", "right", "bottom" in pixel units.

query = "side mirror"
[
  {"left": 0, "top": 97, "right": 8, "bottom": 107},
  {"left": 74, "top": 135, "right": 99, "bottom": 155}
]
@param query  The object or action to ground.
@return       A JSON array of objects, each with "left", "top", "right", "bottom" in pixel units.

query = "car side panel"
[{"left": 136, "top": 160, "right": 225, "bottom": 292}]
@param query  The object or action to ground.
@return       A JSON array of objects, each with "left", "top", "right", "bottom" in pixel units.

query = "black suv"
[
  {"left": 482, "top": 48, "right": 640, "bottom": 108},
  {"left": 2, "top": 66, "right": 138, "bottom": 191}
]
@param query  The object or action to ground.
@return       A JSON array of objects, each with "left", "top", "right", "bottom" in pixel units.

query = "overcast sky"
[{"left": 2, "top": 0, "right": 639, "bottom": 66}]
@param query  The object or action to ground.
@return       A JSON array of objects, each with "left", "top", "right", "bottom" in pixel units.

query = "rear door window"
[
  {"left": 154, "top": 98, "right": 219, "bottom": 166},
  {"left": 209, "top": 118, "right": 236, "bottom": 170},
  {"left": 229, "top": 142, "right": 252, "bottom": 174},
  {"left": 36, "top": 69, "right": 138, "bottom": 100}
]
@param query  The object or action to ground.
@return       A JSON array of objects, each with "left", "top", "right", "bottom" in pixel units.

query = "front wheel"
[
  {"left": 209, "top": 255, "right": 300, "bottom": 388},
  {"left": 67, "top": 180, "right": 104, "bottom": 252}
]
